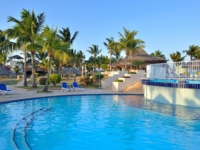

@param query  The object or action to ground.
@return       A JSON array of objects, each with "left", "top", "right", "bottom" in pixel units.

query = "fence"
[{"left": 146, "top": 60, "right": 200, "bottom": 79}]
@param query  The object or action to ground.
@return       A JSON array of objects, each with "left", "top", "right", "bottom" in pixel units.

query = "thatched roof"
[
  {"left": 60, "top": 67, "right": 81, "bottom": 75},
  {"left": 26, "top": 66, "right": 46, "bottom": 72},
  {"left": 0, "top": 64, "right": 12, "bottom": 75},
  {"left": 110, "top": 49, "right": 166, "bottom": 67}
]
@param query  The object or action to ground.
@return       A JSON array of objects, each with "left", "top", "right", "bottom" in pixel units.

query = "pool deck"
[{"left": 0, "top": 86, "right": 143, "bottom": 103}]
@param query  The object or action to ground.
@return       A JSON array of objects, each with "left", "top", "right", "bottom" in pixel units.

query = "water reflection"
[{"left": 120, "top": 95, "right": 200, "bottom": 121}]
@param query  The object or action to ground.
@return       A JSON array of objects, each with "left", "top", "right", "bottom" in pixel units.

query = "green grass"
[
  {"left": 0, "top": 78, "right": 23, "bottom": 85},
  {"left": 15, "top": 85, "right": 62, "bottom": 91}
]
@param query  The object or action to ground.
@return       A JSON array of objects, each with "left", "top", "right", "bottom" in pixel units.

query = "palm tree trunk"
[
  {"left": 23, "top": 50, "right": 28, "bottom": 86},
  {"left": 110, "top": 52, "right": 112, "bottom": 71},
  {"left": 31, "top": 51, "right": 37, "bottom": 88},
  {"left": 131, "top": 53, "right": 133, "bottom": 69},
  {"left": 43, "top": 56, "right": 51, "bottom": 91},
  {"left": 125, "top": 54, "right": 128, "bottom": 69}
]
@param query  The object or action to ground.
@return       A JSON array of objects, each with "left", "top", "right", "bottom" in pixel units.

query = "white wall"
[
  {"left": 146, "top": 65, "right": 166, "bottom": 79},
  {"left": 143, "top": 85, "right": 200, "bottom": 108},
  {"left": 112, "top": 70, "right": 145, "bottom": 92},
  {"left": 101, "top": 71, "right": 128, "bottom": 89}
]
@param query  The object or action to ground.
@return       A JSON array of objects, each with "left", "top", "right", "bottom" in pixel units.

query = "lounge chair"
[
  {"left": 61, "top": 82, "right": 71, "bottom": 92},
  {"left": 72, "top": 82, "right": 84, "bottom": 91},
  {"left": 0, "top": 83, "right": 12, "bottom": 96}
]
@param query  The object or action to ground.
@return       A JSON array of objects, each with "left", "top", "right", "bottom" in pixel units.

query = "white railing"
[{"left": 146, "top": 60, "right": 200, "bottom": 79}]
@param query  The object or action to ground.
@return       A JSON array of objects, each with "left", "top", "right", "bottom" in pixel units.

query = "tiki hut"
[
  {"left": 110, "top": 49, "right": 167, "bottom": 70},
  {"left": 0, "top": 64, "right": 12, "bottom": 76}
]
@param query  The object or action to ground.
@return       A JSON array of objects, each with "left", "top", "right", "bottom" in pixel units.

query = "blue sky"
[{"left": 1, "top": 0, "right": 200, "bottom": 61}]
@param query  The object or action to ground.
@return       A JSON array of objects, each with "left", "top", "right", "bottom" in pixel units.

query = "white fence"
[{"left": 146, "top": 60, "right": 200, "bottom": 79}]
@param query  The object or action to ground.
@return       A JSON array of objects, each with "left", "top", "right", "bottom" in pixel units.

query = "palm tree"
[
  {"left": 103, "top": 37, "right": 115, "bottom": 71},
  {"left": 150, "top": 50, "right": 166, "bottom": 58},
  {"left": 118, "top": 27, "right": 145, "bottom": 69},
  {"left": 87, "top": 45, "right": 102, "bottom": 71},
  {"left": 183, "top": 45, "right": 199, "bottom": 61},
  {"left": 35, "top": 26, "right": 70, "bottom": 92},
  {"left": 58, "top": 27, "right": 79, "bottom": 44},
  {"left": 6, "top": 9, "right": 45, "bottom": 87},
  {"left": 0, "top": 30, "right": 14, "bottom": 53},
  {"left": 170, "top": 51, "right": 185, "bottom": 62},
  {"left": 112, "top": 42, "right": 122, "bottom": 62},
  {"left": 0, "top": 50, "right": 10, "bottom": 67}
]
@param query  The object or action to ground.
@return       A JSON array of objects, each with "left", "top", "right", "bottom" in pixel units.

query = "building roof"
[
  {"left": 0, "top": 64, "right": 12, "bottom": 75},
  {"left": 9, "top": 55, "right": 24, "bottom": 60},
  {"left": 110, "top": 49, "right": 166, "bottom": 67}
]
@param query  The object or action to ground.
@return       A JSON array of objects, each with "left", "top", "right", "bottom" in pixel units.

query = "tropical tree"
[
  {"left": 170, "top": 51, "right": 185, "bottom": 62},
  {"left": 58, "top": 27, "right": 79, "bottom": 44},
  {"left": 87, "top": 45, "right": 102, "bottom": 70},
  {"left": 132, "top": 60, "right": 145, "bottom": 69},
  {"left": 35, "top": 26, "right": 70, "bottom": 91},
  {"left": 0, "top": 30, "right": 14, "bottom": 53},
  {"left": 103, "top": 37, "right": 115, "bottom": 70},
  {"left": 183, "top": 45, "right": 199, "bottom": 61},
  {"left": 150, "top": 50, "right": 166, "bottom": 59},
  {"left": 0, "top": 50, "right": 10, "bottom": 66},
  {"left": 118, "top": 27, "right": 145, "bottom": 69},
  {"left": 6, "top": 9, "right": 45, "bottom": 87},
  {"left": 112, "top": 43, "right": 122, "bottom": 62},
  {"left": 96, "top": 55, "right": 109, "bottom": 69}
]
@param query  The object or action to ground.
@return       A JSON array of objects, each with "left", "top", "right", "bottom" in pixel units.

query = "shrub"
[
  {"left": 93, "top": 73, "right": 104, "bottom": 83},
  {"left": 80, "top": 76, "right": 94, "bottom": 86},
  {"left": 39, "top": 78, "right": 49, "bottom": 85},
  {"left": 49, "top": 74, "right": 61, "bottom": 86},
  {"left": 114, "top": 79, "right": 124, "bottom": 82},
  {"left": 129, "top": 72, "right": 136, "bottom": 74}
]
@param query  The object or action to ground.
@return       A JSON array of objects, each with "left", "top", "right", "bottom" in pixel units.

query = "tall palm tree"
[
  {"left": 112, "top": 42, "right": 122, "bottom": 62},
  {"left": 35, "top": 26, "right": 70, "bottom": 92},
  {"left": 104, "top": 37, "right": 115, "bottom": 71},
  {"left": 183, "top": 45, "right": 199, "bottom": 61},
  {"left": 170, "top": 51, "right": 185, "bottom": 62},
  {"left": 87, "top": 45, "right": 102, "bottom": 71},
  {"left": 118, "top": 27, "right": 145, "bottom": 69},
  {"left": 58, "top": 27, "right": 79, "bottom": 44},
  {"left": 150, "top": 50, "right": 166, "bottom": 58},
  {"left": 0, "top": 30, "right": 14, "bottom": 53},
  {"left": 6, "top": 9, "right": 45, "bottom": 87},
  {"left": 0, "top": 50, "right": 10, "bottom": 66}
]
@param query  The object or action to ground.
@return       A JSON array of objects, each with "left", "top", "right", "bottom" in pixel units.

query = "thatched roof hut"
[
  {"left": 60, "top": 66, "right": 81, "bottom": 75},
  {"left": 0, "top": 64, "right": 12, "bottom": 75},
  {"left": 110, "top": 49, "right": 166, "bottom": 69}
]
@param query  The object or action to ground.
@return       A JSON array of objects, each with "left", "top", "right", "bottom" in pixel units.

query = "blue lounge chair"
[
  {"left": 61, "top": 82, "right": 71, "bottom": 92},
  {"left": 72, "top": 82, "right": 84, "bottom": 91},
  {"left": 0, "top": 83, "right": 12, "bottom": 96}
]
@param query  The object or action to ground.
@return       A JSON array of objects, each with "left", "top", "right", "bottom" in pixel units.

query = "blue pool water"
[
  {"left": 150, "top": 79, "right": 178, "bottom": 83},
  {"left": 1, "top": 95, "right": 200, "bottom": 150}
]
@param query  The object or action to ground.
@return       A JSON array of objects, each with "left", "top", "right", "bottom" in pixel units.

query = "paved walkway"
[
  {"left": 0, "top": 86, "right": 143, "bottom": 103},
  {"left": 15, "top": 78, "right": 30, "bottom": 86}
]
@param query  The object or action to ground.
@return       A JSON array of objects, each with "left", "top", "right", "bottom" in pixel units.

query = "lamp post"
[{"left": 98, "top": 68, "right": 100, "bottom": 89}]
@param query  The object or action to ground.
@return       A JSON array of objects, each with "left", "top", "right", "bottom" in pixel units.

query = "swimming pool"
[{"left": 1, "top": 95, "right": 200, "bottom": 149}]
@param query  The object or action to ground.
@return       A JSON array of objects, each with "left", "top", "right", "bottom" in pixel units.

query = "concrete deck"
[{"left": 0, "top": 86, "right": 143, "bottom": 103}]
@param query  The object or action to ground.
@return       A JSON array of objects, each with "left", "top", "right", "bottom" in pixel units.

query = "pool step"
[
  {"left": 13, "top": 107, "right": 52, "bottom": 150},
  {"left": 123, "top": 81, "right": 143, "bottom": 93}
]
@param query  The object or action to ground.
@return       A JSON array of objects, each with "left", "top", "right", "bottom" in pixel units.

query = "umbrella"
[
  {"left": 60, "top": 67, "right": 81, "bottom": 75},
  {"left": 0, "top": 64, "right": 12, "bottom": 75}
]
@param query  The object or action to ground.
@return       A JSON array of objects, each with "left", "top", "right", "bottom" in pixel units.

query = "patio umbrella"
[
  {"left": 0, "top": 64, "right": 12, "bottom": 75},
  {"left": 60, "top": 66, "right": 81, "bottom": 75}
]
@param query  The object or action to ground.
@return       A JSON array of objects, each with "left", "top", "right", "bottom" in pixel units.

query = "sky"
[{"left": 1, "top": 0, "right": 200, "bottom": 61}]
